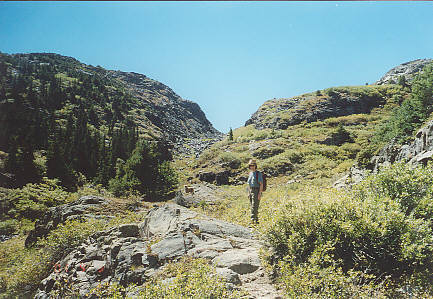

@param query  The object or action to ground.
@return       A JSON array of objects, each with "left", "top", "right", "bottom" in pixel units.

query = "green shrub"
[
  {"left": 265, "top": 163, "right": 433, "bottom": 296},
  {"left": 0, "top": 219, "right": 18, "bottom": 235},
  {"left": 355, "top": 162, "right": 433, "bottom": 216},
  {"left": 279, "top": 245, "right": 388, "bottom": 298},
  {"left": 198, "top": 148, "right": 219, "bottom": 164},
  {"left": 252, "top": 146, "right": 285, "bottom": 160},
  {"left": 6, "top": 178, "right": 69, "bottom": 220},
  {"left": 375, "top": 64, "right": 433, "bottom": 144}
]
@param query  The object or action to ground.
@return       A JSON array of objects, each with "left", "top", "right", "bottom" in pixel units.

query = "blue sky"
[{"left": 1, "top": 2, "right": 433, "bottom": 133}]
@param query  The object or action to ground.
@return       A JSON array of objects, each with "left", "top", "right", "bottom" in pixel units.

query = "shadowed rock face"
[
  {"left": 375, "top": 59, "right": 433, "bottom": 85},
  {"left": 372, "top": 119, "right": 433, "bottom": 171},
  {"left": 106, "top": 70, "right": 221, "bottom": 141},
  {"left": 34, "top": 204, "right": 265, "bottom": 298}
]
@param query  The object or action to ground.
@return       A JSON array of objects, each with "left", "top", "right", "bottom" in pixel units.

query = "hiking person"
[{"left": 247, "top": 159, "right": 263, "bottom": 224}]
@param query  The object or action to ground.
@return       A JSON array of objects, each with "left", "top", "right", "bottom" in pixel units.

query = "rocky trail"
[{"left": 31, "top": 188, "right": 283, "bottom": 298}]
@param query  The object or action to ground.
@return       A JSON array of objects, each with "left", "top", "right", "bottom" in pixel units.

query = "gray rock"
[
  {"left": 376, "top": 59, "right": 433, "bottom": 85},
  {"left": 25, "top": 195, "right": 109, "bottom": 247},
  {"left": 372, "top": 119, "right": 433, "bottom": 171},
  {"left": 213, "top": 249, "right": 261, "bottom": 274},
  {"left": 333, "top": 165, "right": 370, "bottom": 189},
  {"left": 34, "top": 203, "right": 264, "bottom": 298},
  {"left": 175, "top": 184, "right": 222, "bottom": 208},
  {"left": 216, "top": 267, "right": 241, "bottom": 285},
  {"left": 151, "top": 232, "right": 190, "bottom": 260}
]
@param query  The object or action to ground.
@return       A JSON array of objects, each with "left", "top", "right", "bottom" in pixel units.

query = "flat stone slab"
[{"left": 213, "top": 248, "right": 261, "bottom": 274}]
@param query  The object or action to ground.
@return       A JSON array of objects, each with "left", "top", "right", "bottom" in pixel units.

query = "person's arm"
[
  {"left": 247, "top": 173, "right": 251, "bottom": 193},
  {"left": 258, "top": 173, "right": 263, "bottom": 200}
]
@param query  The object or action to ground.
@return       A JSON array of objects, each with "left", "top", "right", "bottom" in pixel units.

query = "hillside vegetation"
[
  {"left": 0, "top": 52, "right": 219, "bottom": 194},
  {"left": 182, "top": 62, "right": 433, "bottom": 297},
  {"left": 183, "top": 84, "right": 407, "bottom": 188},
  {"left": 1, "top": 56, "right": 433, "bottom": 298}
]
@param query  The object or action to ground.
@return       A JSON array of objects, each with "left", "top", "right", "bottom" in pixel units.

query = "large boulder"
[{"left": 25, "top": 195, "right": 110, "bottom": 247}]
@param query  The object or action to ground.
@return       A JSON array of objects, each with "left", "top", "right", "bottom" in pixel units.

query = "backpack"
[{"left": 256, "top": 171, "right": 267, "bottom": 192}]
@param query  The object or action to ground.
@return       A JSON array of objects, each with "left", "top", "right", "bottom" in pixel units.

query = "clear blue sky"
[{"left": 1, "top": 2, "right": 433, "bottom": 133}]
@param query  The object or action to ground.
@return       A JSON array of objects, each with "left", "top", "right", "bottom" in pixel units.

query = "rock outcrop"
[
  {"left": 111, "top": 70, "right": 221, "bottom": 142},
  {"left": 25, "top": 196, "right": 110, "bottom": 247},
  {"left": 34, "top": 204, "right": 279, "bottom": 298},
  {"left": 245, "top": 88, "right": 387, "bottom": 130},
  {"left": 197, "top": 170, "right": 231, "bottom": 185},
  {"left": 372, "top": 119, "right": 433, "bottom": 171},
  {"left": 333, "top": 165, "right": 370, "bottom": 189},
  {"left": 174, "top": 136, "right": 223, "bottom": 158},
  {"left": 375, "top": 59, "right": 433, "bottom": 85}
]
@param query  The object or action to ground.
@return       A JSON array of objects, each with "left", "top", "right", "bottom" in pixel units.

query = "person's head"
[{"left": 248, "top": 159, "right": 257, "bottom": 171}]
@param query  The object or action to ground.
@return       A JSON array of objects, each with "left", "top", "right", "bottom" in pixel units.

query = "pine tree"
[
  {"left": 228, "top": 127, "right": 234, "bottom": 141},
  {"left": 109, "top": 140, "right": 177, "bottom": 199}
]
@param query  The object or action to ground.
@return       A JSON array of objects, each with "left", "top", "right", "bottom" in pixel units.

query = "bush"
[
  {"left": 0, "top": 219, "right": 18, "bottom": 235},
  {"left": 355, "top": 162, "right": 433, "bottom": 218},
  {"left": 265, "top": 163, "right": 433, "bottom": 296},
  {"left": 375, "top": 64, "right": 433, "bottom": 144},
  {"left": 5, "top": 178, "right": 69, "bottom": 220},
  {"left": 279, "top": 246, "right": 388, "bottom": 298}
]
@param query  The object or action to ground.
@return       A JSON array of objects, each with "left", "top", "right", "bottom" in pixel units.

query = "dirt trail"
[{"left": 239, "top": 268, "right": 284, "bottom": 299}]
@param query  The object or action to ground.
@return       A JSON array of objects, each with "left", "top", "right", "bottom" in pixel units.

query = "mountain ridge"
[
  {"left": 0, "top": 52, "right": 220, "bottom": 143},
  {"left": 245, "top": 58, "right": 432, "bottom": 131}
]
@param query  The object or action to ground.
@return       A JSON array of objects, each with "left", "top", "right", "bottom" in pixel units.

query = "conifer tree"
[{"left": 228, "top": 127, "right": 234, "bottom": 141}]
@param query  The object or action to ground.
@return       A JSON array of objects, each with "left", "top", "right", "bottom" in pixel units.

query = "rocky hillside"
[
  {"left": 0, "top": 52, "right": 222, "bottom": 189},
  {"left": 0, "top": 52, "right": 220, "bottom": 143},
  {"left": 372, "top": 118, "right": 433, "bottom": 171},
  {"left": 245, "top": 85, "right": 395, "bottom": 130},
  {"left": 187, "top": 84, "right": 405, "bottom": 187},
  {"left": 375, "top": 58, "right": 433, "bottom": 85},
  {"left": 190, "top": 59, "right": 432, "bottom": 186},
  {"left": 246, "top": 59, "right": 433, "bottom": 131}
]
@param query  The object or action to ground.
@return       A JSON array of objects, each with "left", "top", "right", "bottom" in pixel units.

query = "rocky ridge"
[
  {"left": 1, "top": 53, "right": 220, "bottom": 144},
  {"left": 109, "top": 70, "right": 221, "bottom": 142},
  {"left": 245, "top": 87, "right": 388, "bottom": 130},
  {"left": 334, "top": 118, "right": 433, "bottom": 189},
  {"left": 33, "top": 196, "right": 282, "bottom": 298},
  {"left": 375, "top": 59, "right": 433, "bottom": 85}
]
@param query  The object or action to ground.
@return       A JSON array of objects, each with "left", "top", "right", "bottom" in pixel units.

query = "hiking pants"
[{"left": 249, "top": 187, "right": 260, "bottom": 223}]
